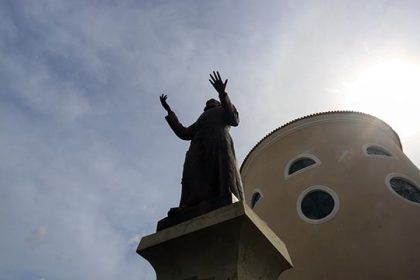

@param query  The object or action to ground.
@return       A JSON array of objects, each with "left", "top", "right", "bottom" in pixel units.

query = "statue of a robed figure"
[{"left": 157, "top": 71, "right": 244, "bottom": 230}]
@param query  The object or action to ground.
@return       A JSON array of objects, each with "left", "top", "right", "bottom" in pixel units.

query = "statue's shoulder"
[{"left": 198, "top": 107, "right": 224, "bottom": 120}]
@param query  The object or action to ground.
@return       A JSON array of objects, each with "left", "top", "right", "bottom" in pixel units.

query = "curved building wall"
[{"left": 240, "top": 112, "right": 420, "bottom": 279}]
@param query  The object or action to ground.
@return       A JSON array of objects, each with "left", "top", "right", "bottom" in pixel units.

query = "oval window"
[
  {"left": 366, "top": 146, "right": 392, "bottom": 157},
  {"left": 389, "top": 177, "right": 420, "bottom": 204}
]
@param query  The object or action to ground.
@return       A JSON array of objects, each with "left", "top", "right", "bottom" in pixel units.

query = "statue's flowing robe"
[{"left": 165, "top": 93, "right": 244, "bottom": 208}]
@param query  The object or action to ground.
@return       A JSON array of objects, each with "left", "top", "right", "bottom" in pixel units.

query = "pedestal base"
[
  {"left": 137, "top": 202, "right": 293, "bottom": 280},
  {"left": 156, "top": 194, "right": 238, "bottom": 231}
]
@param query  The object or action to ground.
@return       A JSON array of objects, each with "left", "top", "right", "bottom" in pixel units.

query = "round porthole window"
[{"left": 297, "top": 186, "right": 339, "bottom": 224}]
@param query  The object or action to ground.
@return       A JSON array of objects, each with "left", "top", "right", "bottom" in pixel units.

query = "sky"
[{"left": 1, "top": 0, "right": 420, "bottom": 279}]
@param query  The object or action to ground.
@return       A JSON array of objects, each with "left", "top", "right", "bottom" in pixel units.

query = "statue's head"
[{"left": 204, "top": 98, "right": 221, "bottom": 111}]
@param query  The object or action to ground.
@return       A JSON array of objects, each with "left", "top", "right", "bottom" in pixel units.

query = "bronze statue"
[{"left": 159, "top": 71, "right": 244, "bottom": 216}]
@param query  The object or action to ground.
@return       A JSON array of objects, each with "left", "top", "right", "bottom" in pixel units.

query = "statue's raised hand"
[
  {"left": 209, "top": 71, "right": 228, "bottom": 95},
  {"left": 160, "top": 94, "right": 171, "bottom": 112}
]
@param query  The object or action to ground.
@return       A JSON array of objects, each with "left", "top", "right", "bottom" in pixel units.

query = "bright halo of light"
[{"left": 342, "top": 59, "right": 420, "bottom": 137}]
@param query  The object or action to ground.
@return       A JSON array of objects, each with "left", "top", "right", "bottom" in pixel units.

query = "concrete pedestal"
[{"left": 137, "top": 202, "right": 293, "bottom": 280}]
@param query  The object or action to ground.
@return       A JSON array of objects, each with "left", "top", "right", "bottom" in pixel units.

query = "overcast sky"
[{"left": 1, "top": 1, "right": 420, "bottom": 279}]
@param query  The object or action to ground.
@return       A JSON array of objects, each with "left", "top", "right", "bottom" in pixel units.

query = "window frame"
[
  {"left": 385, "top": 173, "right": 420, "bottom": 207},
  {"left": 363, "top": 143, "right": 396, "bottom": 158},
  {"left": 250, "top": 188, "right": 264, "bottom": 209},
  {"left": 285, "top": 153, "right": 321, "bottom": 179},
  {"left": 296, "top": 185, "right": 340, "bottom": 224}
]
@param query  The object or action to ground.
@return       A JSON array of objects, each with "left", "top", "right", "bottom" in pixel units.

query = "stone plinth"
[
  {"left": 137, "top": 202, "right": 293, "bottom": 280},
  {"left": 157, "top": 193, "right": 238, "bottom": 231}
]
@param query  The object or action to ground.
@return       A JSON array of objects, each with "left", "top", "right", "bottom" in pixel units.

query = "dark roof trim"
[{"left": 240, "top": 111, "right": 402, "bottom": 172}]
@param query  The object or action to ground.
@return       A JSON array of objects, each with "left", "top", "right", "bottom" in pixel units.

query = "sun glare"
[{"left": 343, "top": 59, "right": 420, "bottom": 137}]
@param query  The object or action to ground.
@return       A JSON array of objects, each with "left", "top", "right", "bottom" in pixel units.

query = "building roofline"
[{"left": 240, "top": 111, "right": 402, "bottom": 172}]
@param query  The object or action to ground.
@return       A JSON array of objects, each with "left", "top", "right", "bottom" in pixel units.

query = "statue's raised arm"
[
  {"left": 160, "top": 94, "right": 196, "bottom": 141},
  {"left": 209, "top": 71, "right": 239, "bottom": 126}
]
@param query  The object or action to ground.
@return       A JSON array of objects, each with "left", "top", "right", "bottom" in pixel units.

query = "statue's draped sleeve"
[
  {"left": 165, "top": 111, "right": 196, "bottom": 141},
  {"left": 219, "top": 92, "right": 239, "bottom": 126}
]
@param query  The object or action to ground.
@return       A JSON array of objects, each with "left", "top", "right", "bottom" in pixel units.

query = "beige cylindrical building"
[{"left": 240, "top": 111, "right": 420, "bottom": 279}]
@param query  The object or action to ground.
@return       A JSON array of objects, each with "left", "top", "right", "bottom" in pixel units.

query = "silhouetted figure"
[{"left": 159, "top": 71, "right": 244, "bottom": 214}]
